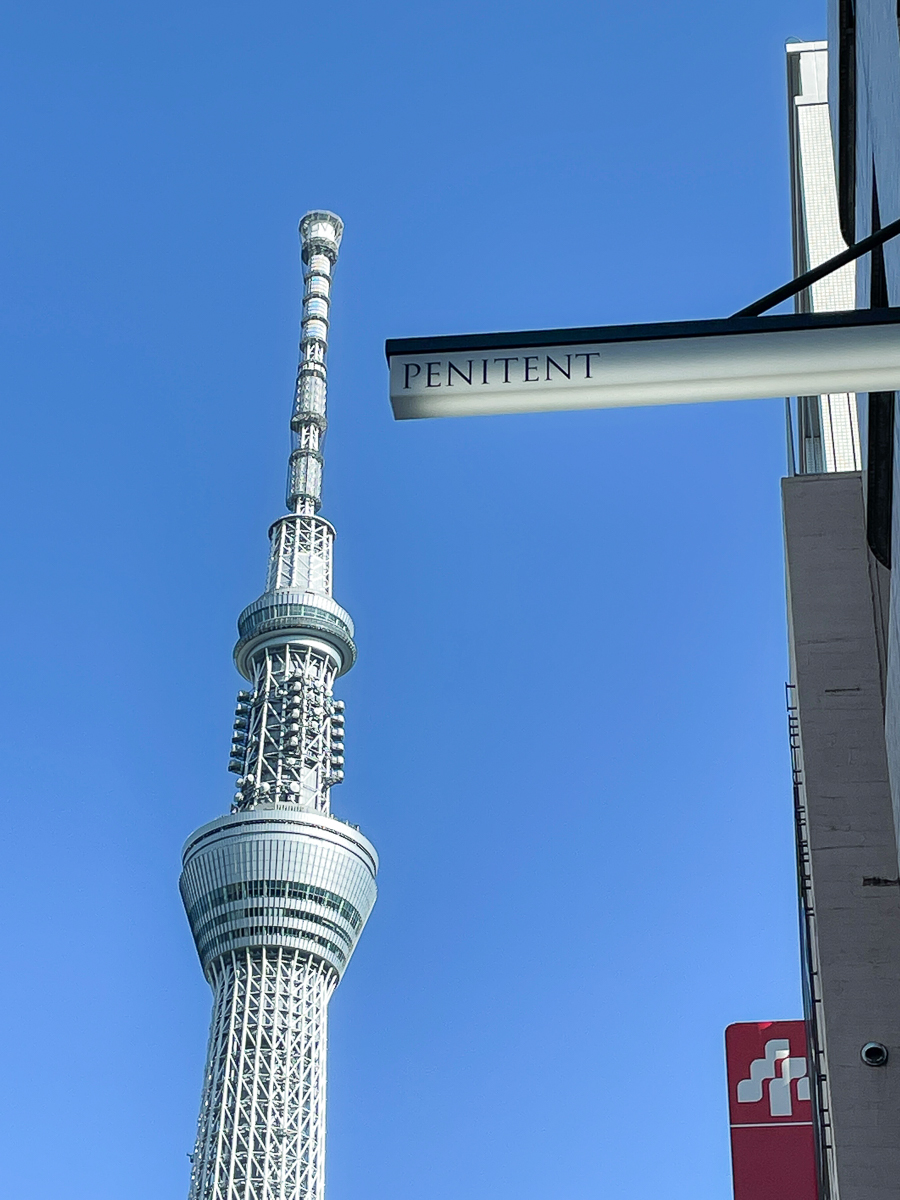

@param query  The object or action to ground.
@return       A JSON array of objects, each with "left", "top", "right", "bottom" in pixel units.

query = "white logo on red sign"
[{"left": 736, "top": 1039, "right": 810, "bottom": 1117}]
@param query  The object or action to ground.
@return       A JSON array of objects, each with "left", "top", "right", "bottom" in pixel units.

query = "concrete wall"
[
  {"left": 827, "top": 0, "right": 900, "bottom": 854},
  {"left": 784, "top": 470, "right": 900, "bottom": 1200}
]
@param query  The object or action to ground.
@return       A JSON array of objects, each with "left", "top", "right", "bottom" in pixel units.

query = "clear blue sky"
[{"left": 0, "top": 2, "right": 825, "bottom": 1197}]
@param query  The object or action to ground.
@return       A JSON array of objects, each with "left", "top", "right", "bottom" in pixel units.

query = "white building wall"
[{"left": 788, "top": 40, "right": 861, "bottom": 473}]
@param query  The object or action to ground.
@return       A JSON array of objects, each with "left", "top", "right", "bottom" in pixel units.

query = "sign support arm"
[{"left": 733, "top": 215, "right": 900, "bottom": 317}]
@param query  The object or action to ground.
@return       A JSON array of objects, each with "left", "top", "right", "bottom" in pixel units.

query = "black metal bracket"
[{"left": 733, "top": 215, "right": 900, "bottom": 318}]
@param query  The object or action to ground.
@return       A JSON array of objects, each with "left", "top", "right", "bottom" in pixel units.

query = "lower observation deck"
[{"left": 180, "top": 807, "right": 377, "bottom": 980}]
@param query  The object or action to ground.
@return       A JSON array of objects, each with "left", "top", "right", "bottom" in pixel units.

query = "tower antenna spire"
[
  {"left": 180, "top": 212, "right": 376, "bottom": 1200},
  {"left": 288, "top": 211, "right": 343, "bottom": 515}
]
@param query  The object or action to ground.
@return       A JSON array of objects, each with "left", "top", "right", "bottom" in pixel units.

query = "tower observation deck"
[{"left": 181, "top": 212, "right": 377, "bottom": 1200}]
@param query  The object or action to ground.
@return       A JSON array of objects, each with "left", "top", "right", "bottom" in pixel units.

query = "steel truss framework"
[
  {"left": 234, "top": 643, "right": 343, "bottom": 813},
  {"left": 189, "top": 948, "right": 337, "bottom": 1200},
  {"left": 266, "top": 517, "right": 334, "bottom": 597}
]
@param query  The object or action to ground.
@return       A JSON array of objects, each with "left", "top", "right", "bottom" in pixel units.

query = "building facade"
[
  {"left": 787, "top": 39, "right": 861, "bottom": 473},
  {"left": 784, "top": 14, "right": 900, "bottom": 1199},
  {"left": 181, "top": 212, "right": 377, "bottom": 1200}
]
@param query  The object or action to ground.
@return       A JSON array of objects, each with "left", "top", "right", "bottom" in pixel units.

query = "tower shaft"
[
  {"left": 190, "top": 949, "right": 335, "bottom": 1200},
  {"left": 182, "top": 212, "right": 376, "bottom": 1200}
]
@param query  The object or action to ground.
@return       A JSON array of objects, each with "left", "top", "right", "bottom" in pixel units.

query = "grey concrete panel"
[{"left": 784, "top": 470, "right": 900, "bottom": 1200}]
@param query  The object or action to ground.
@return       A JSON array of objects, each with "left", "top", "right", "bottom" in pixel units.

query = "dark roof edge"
[{"left": 385, "top": 307, "right": 900, "bottom": 359}]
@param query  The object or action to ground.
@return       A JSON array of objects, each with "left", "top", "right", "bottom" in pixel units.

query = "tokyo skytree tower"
[{"left": 181, "top": 211, "right": 377, "bottom": 1200}]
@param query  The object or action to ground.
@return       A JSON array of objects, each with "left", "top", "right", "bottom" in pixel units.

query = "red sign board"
[{"left": 725, "top": 1021, "right": 818, "bottom": 1200}]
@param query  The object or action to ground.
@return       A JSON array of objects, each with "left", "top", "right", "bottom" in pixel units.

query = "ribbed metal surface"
[{"left": 181, "top": 808, "right": 377, "bottom": 980}]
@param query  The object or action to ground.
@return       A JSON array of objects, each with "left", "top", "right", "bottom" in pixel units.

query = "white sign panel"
[{"left": 387, "top": 311, "right": 900, "bottom": 420}]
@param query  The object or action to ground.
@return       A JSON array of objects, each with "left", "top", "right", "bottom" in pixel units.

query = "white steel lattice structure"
[{"left": 181, "top": 212, "right": 377, "bottom": 1200}]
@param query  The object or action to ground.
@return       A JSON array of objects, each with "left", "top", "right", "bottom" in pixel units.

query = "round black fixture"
[{"left": 861, "top": 1042, "right": 889, "bottom": 1067}]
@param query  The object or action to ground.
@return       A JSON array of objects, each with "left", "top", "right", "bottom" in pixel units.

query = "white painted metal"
[
  {"left": 188, "top": 949, "right": 336, "bottom": 1200},
  {"left": 389, "top": 319, "right": 900, "bottom": 420},
  {"left": 230, "top": 211, "right": 354, "bottom": 812},
  {"left": 182, "top": 212, "right": 375, "bottom": 1200},
  {"left": 181, "top": 806, "right": 378, "bottom": 982},
  {"left": 787, "top": 39, "right": 861, "bottom": 472}
]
